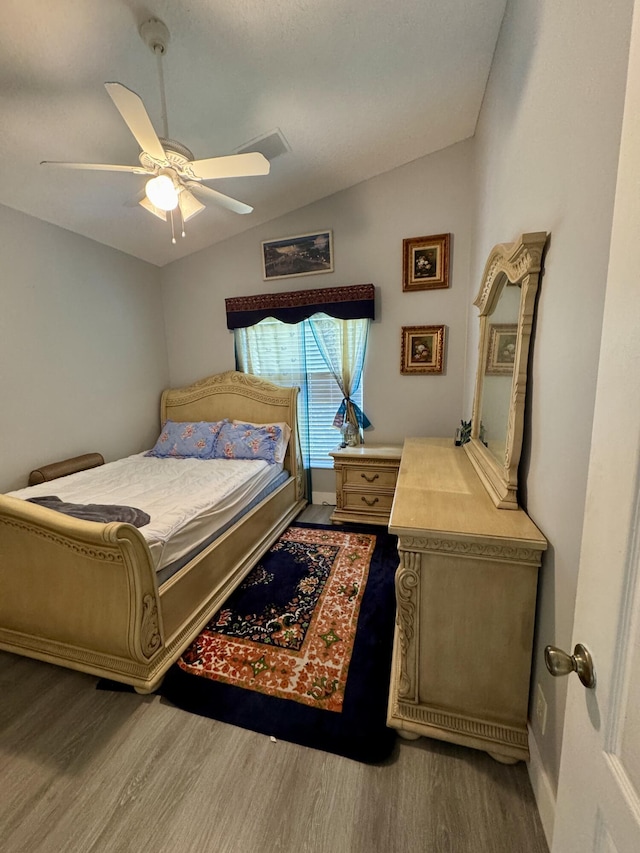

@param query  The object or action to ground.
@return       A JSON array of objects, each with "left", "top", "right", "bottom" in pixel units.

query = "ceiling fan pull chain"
[{"left": 170, "top": 208, "right": 176, "bottom": 244}]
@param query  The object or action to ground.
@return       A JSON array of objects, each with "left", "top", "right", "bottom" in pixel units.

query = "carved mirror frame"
[{"left": 464, "top": 232, "right": 548, "bottom": 509}]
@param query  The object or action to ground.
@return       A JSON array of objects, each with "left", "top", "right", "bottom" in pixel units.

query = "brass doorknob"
[{"left": 544, "top": 643, "right": 596, "bottom": 689}]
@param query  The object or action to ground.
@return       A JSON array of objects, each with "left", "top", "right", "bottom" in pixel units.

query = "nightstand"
[{"left": 329, "top": 445, "right": 403, "bottom": 526}]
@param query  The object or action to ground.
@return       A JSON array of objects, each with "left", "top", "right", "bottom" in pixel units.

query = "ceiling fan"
[{"left": 41, "top": 18, "right": 270, "bottom": 243}]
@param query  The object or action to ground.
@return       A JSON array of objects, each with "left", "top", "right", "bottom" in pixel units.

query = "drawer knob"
[
  {"left": 362, "top": 496, "right": 379, "bottom": 506},
  {"left": 361, "top": 473, "right": 379, "bottom": 482}
]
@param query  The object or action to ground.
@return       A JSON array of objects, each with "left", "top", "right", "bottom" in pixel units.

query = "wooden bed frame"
[{"left": 0, "top": 371, "right": 306, "bottom": 692}]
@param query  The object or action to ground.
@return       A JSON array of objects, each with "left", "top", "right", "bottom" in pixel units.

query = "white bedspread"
[{"left": 9, "top": 454, "right": 283, "bottom": 571}]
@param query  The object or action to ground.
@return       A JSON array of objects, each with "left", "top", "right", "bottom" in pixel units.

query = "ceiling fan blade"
[
  {"left": 188, "top": 152, "right": 270, "bottom": 180},
  {"left": 187, "top": 181, "right": 253, "bottom": 215},
  {"left": 179, "top": 189, "right": 205, "bottom": 222},
  {"left": 105, "top": 82, "right": 167, "bottom": 163},
  {"left": 41, "top": 161, "right": 151, "bottom": 174},
  {"left": 138, "top": 196, "right": 167, "bottom": 221}
]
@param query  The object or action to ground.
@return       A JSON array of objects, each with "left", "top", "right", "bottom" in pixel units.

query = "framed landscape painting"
[
  {"left": 402, "top": 233, "right": 450, "bottom": 291},
  {"left": 400, "top": 325, "right": 446, "bottom": 374},
  {"left": 262, "top": 230, "right": 333, "bottom": 280}
]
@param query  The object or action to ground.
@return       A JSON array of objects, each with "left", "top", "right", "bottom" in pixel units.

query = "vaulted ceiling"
[{"left": 0, "top": 0, "right": 507, "bottom": 266}]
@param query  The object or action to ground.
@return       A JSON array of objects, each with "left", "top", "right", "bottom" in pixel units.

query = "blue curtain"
[{"left": 307, "top": 314, "right": 371, "bottom": 441}]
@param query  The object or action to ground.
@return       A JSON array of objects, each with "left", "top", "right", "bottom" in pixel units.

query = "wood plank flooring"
[{"left": 0, "top": 506, "right": 549, "bottom": 853}]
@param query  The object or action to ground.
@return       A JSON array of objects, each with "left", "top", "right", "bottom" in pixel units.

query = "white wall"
[
  {"left": 470, "top": 0, "right": 634, "bottom": 824},
  {"left": 161, "top": 140, "right": 475, "bottom": 492},
  {"left": 0, "top": 205, "right": 169, "bottom": 492}
]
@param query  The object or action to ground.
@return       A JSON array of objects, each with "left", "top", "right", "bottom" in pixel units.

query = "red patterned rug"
[{"left": 160, "top": 522, "right": 399, "bottom": 763}]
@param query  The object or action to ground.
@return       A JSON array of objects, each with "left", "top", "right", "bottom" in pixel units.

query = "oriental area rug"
[{"left": 160, "top": 522, "right": 399, "bottom": 764}]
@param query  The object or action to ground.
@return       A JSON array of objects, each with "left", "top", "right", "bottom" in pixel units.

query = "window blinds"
[{"left": 234, "top": 317, "right": 364, "bottom": 469}]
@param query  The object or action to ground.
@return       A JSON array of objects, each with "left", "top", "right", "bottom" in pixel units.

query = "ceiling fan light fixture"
[
  {"left": 145, "top": 174, "right": 178, "bottom": 211},
  {"left": 43, "top": 17, "right": 268, "bottom": 246}
]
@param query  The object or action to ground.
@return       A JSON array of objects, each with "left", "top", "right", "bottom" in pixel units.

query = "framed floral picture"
[
  {"left": 485, "top": 324, "right": 517, "bottom": 375},
  {"left": 401, "top": 325, "right": 446, "bottom": 374},
  {"left": 262, "top": 230, "right": 333, "bottom": 280},
  {"left": 402, "top": 233, "right": 450, "bottom": 291}
]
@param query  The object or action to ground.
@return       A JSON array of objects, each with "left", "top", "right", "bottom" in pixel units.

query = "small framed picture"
[
  {"left": 401, "top": 325, "right": 446, "bottom": 374},
  {"left": 402, "top": 233, "right": 450, "bottom": 291},
  {"left": 261, "top": 230, "right": 333, "bottom": 280},
  {"left": 486, "top": 324, "right": 517, "bottom": 375}
]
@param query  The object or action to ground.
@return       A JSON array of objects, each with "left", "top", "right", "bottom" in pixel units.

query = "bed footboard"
[
  {"left": 0, "top": 371, "right": 307, "bottom": 693},
  {"left": 0, "top": 494, "right": 164, "bottom": 685},
  {"left": 0, "top": 481, "right": 306, "bottom": 693}
]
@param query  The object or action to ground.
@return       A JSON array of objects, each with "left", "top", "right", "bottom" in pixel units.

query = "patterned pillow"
[
  {"left": 214, "top": 421, "right": 282, "bottom": 464},
  {"left": 232, "top": 420, "right": 292, "bottom": 464},
  {"left": 146, "top": 420, "right": 227, "bottom": 459}
]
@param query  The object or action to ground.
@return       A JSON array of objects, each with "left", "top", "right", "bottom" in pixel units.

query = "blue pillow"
[
  {"left": 146, "top": 420, "right": 227, "bottom": 459},
  {"left": 214, "top": 421, "right": 282, "bottom": 464}
]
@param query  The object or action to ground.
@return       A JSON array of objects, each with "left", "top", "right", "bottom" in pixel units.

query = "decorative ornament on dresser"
[{"left": 340, "top": 421, "right": 359, "bottom": 447}]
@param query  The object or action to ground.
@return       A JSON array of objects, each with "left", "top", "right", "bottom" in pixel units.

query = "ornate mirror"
[{"left": 464, "top": 232, "right": 548, "bottom": 509}]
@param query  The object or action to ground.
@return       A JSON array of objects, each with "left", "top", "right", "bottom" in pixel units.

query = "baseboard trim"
[
  {"left": 311, "top": 491, "right": 336, "bottom": 506},
  {"left": 527, "top": 725, "right": 556, "bottom": 850}
]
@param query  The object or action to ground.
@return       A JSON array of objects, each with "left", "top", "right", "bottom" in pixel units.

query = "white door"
[{"left": 551, "top": 2, "right": 640, "bottom": 850}]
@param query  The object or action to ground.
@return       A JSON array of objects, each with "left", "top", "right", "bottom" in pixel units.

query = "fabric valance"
[{"left": 225, "top": 283, "right": 375, "bottom": 330}]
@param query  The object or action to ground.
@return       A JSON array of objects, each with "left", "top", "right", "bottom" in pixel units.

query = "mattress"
[{"left": 8, "top": 454, "right": 285, "bottom": 572}]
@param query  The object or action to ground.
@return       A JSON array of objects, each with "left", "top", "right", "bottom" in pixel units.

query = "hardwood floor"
[{"left": 0, "top": 506, "right": 549, "bottom": 853}]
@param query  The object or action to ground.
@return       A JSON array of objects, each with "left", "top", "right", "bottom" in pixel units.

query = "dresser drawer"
[
  {"left": 342, "top": 490, "right": 395, "bottom": 514},
  {"left": 343, "top": 466, "right": 398, "bottom": 489}
]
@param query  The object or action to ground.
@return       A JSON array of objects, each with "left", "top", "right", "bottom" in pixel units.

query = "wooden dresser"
[
  {"left": 329, "top": 445, "right": 403, "bottom": 526},
  {"left": 387, "top": 437, "right": 547, "bottom": 763}
]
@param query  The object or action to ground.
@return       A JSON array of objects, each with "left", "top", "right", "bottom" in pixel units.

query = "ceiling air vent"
[{"left": 235, "top": 129, "right": 290, "bottom": 162}]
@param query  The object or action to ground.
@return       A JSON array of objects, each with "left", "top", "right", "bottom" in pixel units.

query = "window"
[{"left": 235, "top": 315, "right": 365, "bottom": 468}]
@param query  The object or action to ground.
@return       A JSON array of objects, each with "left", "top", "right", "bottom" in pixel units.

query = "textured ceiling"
[{"left": 0, "top": 0, "right": 507, "bottom": 266}]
